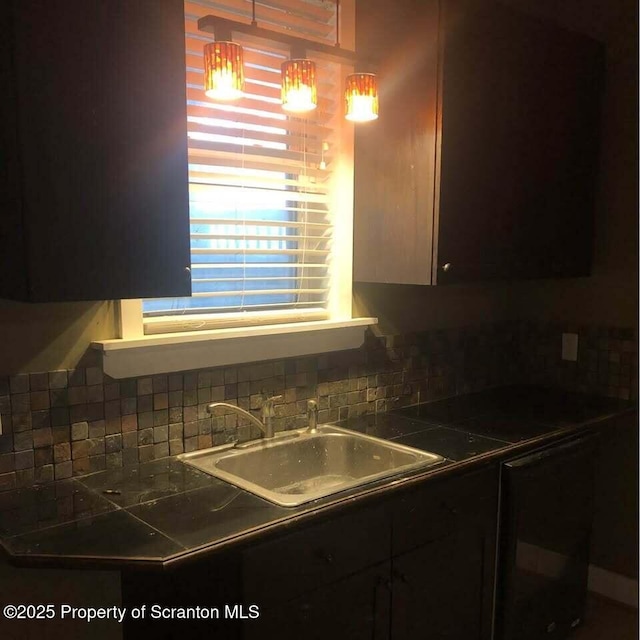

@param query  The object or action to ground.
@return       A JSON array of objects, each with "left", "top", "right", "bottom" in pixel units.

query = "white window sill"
[{"left": 92, "top": 317, "right": 378, "bottom": 379}]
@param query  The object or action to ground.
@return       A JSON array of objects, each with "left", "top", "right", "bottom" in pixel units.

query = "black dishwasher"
[{"left": 496, "top": 436, "right": 598, "bottom": 640}]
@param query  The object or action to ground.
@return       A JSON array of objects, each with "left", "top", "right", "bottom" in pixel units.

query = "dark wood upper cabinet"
[
  {"left": 0, "top": 0, "right": 191, "bottom": 302},
  {"left": 354, "top": 0, "right": 604, "bottom": 285},
  {"left": 354, "top": 0, "right": 440, "bottom": 285}
]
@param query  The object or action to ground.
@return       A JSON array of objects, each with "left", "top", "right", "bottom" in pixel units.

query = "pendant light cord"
[
  {"left": 335, "top": 0, "right": 340, "bottom": 48},
  {"left": 251, "top": 0, "right": 257, "bottom": 26}
]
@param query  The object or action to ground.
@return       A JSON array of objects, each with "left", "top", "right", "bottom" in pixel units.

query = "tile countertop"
[{"left": 0, "top": 385, "right": 633, "bottom": 571}]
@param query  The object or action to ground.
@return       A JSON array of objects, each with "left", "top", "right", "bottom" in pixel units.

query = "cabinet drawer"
[
  {"left": 243, "top": 504, "right": 389, "bottom": 605},
  {"left": 392, "top": 467, "right": 498, "bottom": 556}
]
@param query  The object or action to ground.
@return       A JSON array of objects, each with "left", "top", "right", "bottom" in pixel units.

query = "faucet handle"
[{"left": 261, "top": 394, "right": 282, "bottom": 418}]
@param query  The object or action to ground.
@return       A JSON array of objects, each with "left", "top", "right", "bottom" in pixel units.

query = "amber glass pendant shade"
[
  {"left": 345, "top": 73, "right": 379, "bottom": 122},
  {"left": 281, "top": 59, "right": 317, "bottom": 113},
  {"left": 203, "top": 41, "right": 245, "bottom": 101}
]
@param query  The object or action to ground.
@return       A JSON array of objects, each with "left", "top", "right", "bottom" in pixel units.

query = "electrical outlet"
[{"left": 562, "top": 333, "right": 579, "bottom": 362}]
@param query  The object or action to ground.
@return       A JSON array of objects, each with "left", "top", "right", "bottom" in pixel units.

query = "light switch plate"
[{"left": 562, "top": 333, "right": 579, "bottom": 361}]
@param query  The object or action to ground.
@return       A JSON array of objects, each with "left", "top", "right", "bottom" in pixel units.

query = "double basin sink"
[{"left": 180, "top": 424, "right": 445, "bottom": 507}]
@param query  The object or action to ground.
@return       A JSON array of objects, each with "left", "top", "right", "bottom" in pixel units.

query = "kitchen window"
[
  {"left": 144, "top": 0, "right": 353, "bottom": 335},
  {"left": 101, "top": 0, "right": 375, "bottom": 378},
  {"left": 142, "top": 0, "right": 353, "bottom": 334}
]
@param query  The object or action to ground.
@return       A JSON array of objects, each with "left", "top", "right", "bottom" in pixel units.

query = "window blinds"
[{"left": 143, "top": 0, "right": 342, "bottom": 330}]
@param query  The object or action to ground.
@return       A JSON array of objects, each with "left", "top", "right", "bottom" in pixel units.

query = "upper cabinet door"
[
  {"left": 0, "top": 0, "right": 191, "bottom": 302},
  {"left": 353, "top": 0, "right": 604, "bottom": 286},
  {"left": 436, "top": 0, "right": 604, "bottom": 284},
  {"left": 353, "top": 0, "right": 440, "bottom": 285}
]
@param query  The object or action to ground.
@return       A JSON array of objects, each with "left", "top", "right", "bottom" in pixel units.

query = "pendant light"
[
  {"left": 281, "top": 48, "right": 317, "bottom": 113},
  {"left": 203, "top": 23, "right": 244, "bottom": 101},
  {"left": 345, "top": 72, "right": 379, "bottom": 122},
  {"left": 198, "top": 0, "right": 379, "bottom": 121}
]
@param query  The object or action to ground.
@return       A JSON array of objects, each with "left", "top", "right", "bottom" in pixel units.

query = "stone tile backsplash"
[
  {"left": 516, "top": 322, "right": 637, "bottom": 401},
  {"left": 0, "top": 321, "right": 635, "bottom": 491}
]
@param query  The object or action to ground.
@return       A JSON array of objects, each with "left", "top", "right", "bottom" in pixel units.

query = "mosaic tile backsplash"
[
  {"left": 517, "top": 322, "right": 637, "bottom": 401},
  {"left": 0, "top": 321, "right": 635, "bottom": 491}
]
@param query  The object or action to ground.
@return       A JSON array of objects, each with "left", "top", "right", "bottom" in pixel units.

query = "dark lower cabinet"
[
  {"left": 122, "top": 553, "right": 243, "bottom": 640},
  {"left": 119, "top": 431, "right": 607, "bottom": 640},
  {"left": 391, "top": 527, "right": 489, "bottom": 639},
  {"left": 390, "top": 467, "right": 499, "bottom": 640},
  {"left": 242, "top": 467, "right": 499, "bottom": 640},
  {"left": 245, "top": 562, "right": 391, "bottom": 640},
  {"left": 241, "top": 503, "right": 391, "bottom": 639},
  {"left": 122, "top": 466, "right": 499, "bottom": 640}
]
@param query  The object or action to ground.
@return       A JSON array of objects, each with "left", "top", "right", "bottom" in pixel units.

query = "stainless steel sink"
[{"left": 179, "top": 425, "right": 445, "bottom": 506}]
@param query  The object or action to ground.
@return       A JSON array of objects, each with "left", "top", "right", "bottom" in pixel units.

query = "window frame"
[
  {"left": 92, "top": 0, "right": 376, "bottom": 377},
  {"left": 147, "top": 0, "right": 356, "bottom": 334}
]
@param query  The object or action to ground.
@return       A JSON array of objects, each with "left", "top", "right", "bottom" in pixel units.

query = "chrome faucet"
[
  {"left": 207, "top": 395, "right": 282, "bottom": 439},
  {"left": 307, "top": 399, "right": 319, "bottom": 433},
  {"left": 259, "top": 394, "right": 282, "bottom": 438}
]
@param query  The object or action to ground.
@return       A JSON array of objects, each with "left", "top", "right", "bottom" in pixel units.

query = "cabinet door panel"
[
  {"left": 353, "top": 0, "right": 602, "bottom": 286},
  {"left": 243, "top": 504, "right": 389, "bottom": 606},
  {"left": 243, "top": 562, "right": 391, "bottom": 640},
  {"left": 436, "top": 0, "right": 521, "bottom": 282},
  {"left": 392, "top": 527, "right": 490, "bottom": 640},
  {"left": 3, "top": 0, "right": 190, "bottom": 301},
  {"left": 390, "top": 467, "right": 498, "bottom": 639},
  {"left": 392, "top": 467, "right": 498, "bottom": 556},
  {"left": 122, "top": 554, "right": 243, "bottom": 640},
  {"left": 353, "top": 0, "right": 439, "bottom": 285},
  {"left": 436, "top": 1, "right": 603, "bottom": 283}
]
